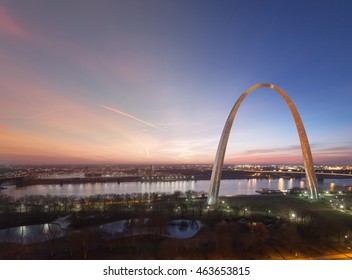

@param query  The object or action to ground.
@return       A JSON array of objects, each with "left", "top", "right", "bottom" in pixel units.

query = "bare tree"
[{"left": 45, "top": 224, "right": 61, "bottom": 257}]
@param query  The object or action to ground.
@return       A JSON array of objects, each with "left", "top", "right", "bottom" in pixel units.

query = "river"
[{"left": 1, "top": 178, "right": 352, "bottom": 198}]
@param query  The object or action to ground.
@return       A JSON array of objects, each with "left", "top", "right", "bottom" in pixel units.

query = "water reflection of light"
[
  {"left": 330, "top": 182, "right": 335, "bottom": 192},
  {"left": 95, "top": 182, "right": 102, "bottom": 191},
  {"left": 278, "top": 178, "right": 284, "bottom": 191},
  {"left": 141, "top": 183, "right": 146, "bottom": 193},
  {"left": 289, "top": 178, "right": 293, "bottom": 189},
  {"left": 246, "top": 179, "right": 257, "bottom": 188},
  {"left": 190, "top": 181, "right": 195, "bottom": 191},
  {"left": 18, "top": 225, "right": 27, "bottom": 237},
  {"left": 43, "top": 223, "right": 49, "bottom": 234},
  {"left": 8, "top": 178, "right": 352, "bottom": 199}
]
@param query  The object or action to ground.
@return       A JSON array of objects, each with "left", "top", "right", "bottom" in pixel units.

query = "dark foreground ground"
[{"left": 1, "top": 194, "right": 352, "bottom": 260}]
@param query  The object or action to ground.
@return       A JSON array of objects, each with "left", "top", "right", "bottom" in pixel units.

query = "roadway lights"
[{"left": 291, "top": 213, "right": 296, "bottom": 218}]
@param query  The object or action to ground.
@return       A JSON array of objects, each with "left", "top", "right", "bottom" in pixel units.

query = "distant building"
[{"left": 146, "top": 165, "right": 155, "bottom": 176}]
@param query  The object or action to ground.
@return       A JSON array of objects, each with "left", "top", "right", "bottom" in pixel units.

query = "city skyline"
[{"left": 1, "top": 0, "right": 352, "bottom": 165}]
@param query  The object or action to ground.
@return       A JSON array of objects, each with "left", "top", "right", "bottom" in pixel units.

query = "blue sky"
[{"left": 0, "top": 0, "right": 351, "bottom": 164}]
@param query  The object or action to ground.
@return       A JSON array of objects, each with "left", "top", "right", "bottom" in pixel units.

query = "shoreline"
[{"left": 2, "top": 171, "right": 352, "bottom": 188}]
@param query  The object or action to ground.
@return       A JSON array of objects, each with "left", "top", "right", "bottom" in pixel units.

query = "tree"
[{"left": 45, "top": 223, "right": 61, "bottom": 257}]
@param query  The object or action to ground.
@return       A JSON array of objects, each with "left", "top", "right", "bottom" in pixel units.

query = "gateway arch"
[{"left": 207, "top": 83, "right": 318, "bottom": 205}]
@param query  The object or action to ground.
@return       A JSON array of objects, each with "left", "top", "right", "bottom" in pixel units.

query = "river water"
[{"left": 2, "top": 178, "right": 352, "bottom": 198}]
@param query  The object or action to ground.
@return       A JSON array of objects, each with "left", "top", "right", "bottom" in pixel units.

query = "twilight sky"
[{"left": 0, "top": 0, "right": 351, "bottom": 165}]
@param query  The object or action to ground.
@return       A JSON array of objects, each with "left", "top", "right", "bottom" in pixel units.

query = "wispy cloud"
[
  {"left": 0, "top": 5, "right": 29, "bottom": 40},
  {"left": 245, "top": 145, "right": 300, "bottom": 155},
  {"left": 0, "top": 115, "right": 15, "bottom": 120},
  {"left": 11, "top": 107, "right": 74, "bottom": 123},
  {"left": 225, "top": 143, "right": 352, "bottom": 164},
  {"left": 99, "top": 104, "right": 167, "bottom": 132}
]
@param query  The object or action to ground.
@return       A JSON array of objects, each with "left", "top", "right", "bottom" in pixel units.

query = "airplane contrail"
[
  {"left": 99, "top": 104, "right": 167, "bottom": 132},
  {"left": 11, "top": 106, "right": 75, "bottom": 123}
]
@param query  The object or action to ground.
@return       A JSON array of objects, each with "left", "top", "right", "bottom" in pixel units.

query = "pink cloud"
[
  {"left": 224, "top": 144, "right": 352, "bottom": 165},
  {"left": 0, "top": 6, "right": 28, "bottom": 39}
]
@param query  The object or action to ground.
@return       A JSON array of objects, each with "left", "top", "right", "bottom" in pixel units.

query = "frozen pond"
[
  {"left": 0, "top": 224, "right": 64, "bottom": 244},
  {"left": 100, "top": 219, "right": 200, "bottom": 239},
  {"left": 0, "top": 218, "right": 201, "bottom": 244}
]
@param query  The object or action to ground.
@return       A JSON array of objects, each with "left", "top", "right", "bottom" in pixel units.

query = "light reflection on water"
[
  {"left": 278, "top": 178, "right": 285, "bottom": 191},
  {"left": 2, "top": 178, "right": 352, "bottom": 199},
  {"left": 0, "top": 223, "right": 63, "bottom": 244},
  {"left": 330, "top": 182, "right": 335, "bottom": 192},
  {"left": 0, "top": 219, "right": 200, "bottom": 244},
  {"left": 288, "top": 178, "right": 294, "bottom": 189}
]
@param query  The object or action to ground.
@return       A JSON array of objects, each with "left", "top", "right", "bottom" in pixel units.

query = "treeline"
[{"left": 0, "top": 190, "right": 205, "bottom": 214}]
